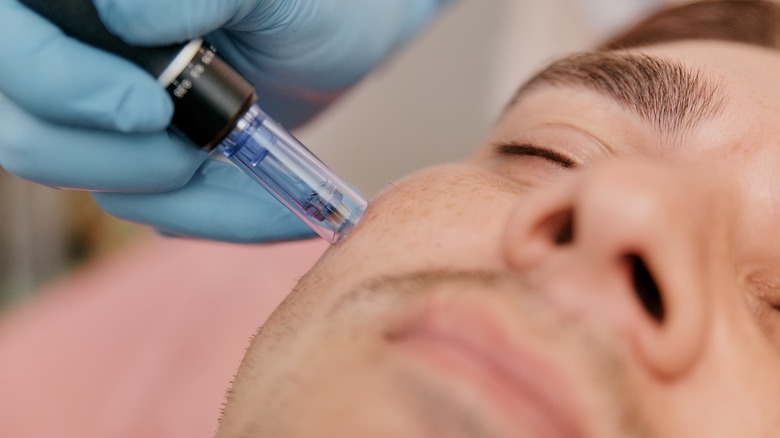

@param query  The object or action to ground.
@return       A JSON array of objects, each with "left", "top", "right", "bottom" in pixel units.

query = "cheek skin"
[
  {"left": 304, "top": 164, "right": 522, "bottom": 303},
  {"left": 219, "top": 163, "right": 526, "bottom": 433}
]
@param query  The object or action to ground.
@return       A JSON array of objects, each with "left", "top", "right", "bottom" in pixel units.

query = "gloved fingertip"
[
  {"left": 154, "top": 220, "right": 318, "bottom": 243},
  {"left": 91, "top": 181, "right": 321, "bottom": 244},
  {"left": 112, "top": 82, "right": 173, "bottom": 133}
]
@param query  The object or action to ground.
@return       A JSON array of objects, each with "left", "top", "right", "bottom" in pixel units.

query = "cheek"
[{"left": 313, "top": 165, "right": 519, "bottom": 289}]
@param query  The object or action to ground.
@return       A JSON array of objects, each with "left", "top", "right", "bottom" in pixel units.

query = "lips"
[{"left": 385, "top": 298, "right": 585, "bottom": 438}]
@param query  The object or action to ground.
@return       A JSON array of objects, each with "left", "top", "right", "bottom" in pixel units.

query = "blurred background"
[{"left": 0, "top": 0, "right": 680, "bottom": 308}]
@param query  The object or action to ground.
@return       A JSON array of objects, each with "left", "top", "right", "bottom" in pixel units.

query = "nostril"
[
  {"left": 548, "top": 209, "right": 574, "bottom": 246},
  {"left": 626, "top": 254, "right": 665, "bottom": 322}
]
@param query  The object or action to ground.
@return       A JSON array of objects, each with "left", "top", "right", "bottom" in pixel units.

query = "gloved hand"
[{"left": 0, "top": 0, "right": 451, "bottom": 242}]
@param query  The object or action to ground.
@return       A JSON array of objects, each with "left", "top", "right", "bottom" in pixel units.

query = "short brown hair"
[{"left": 601, "top": 0, "right": 780, "bottom": 51}]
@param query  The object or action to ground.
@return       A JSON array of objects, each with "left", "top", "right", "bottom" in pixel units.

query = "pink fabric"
[{"left": 0, "top": 236, "right": 327, "bottom": 438}]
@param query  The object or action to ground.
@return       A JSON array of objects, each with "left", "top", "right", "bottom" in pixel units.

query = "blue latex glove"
[{"left": 0, "top": 0, "right": 451, "bottom": 243}]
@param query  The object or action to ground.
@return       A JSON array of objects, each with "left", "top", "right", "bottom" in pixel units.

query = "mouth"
[{"left": 385, "top": 296, "right": 586, "bottom": 438}]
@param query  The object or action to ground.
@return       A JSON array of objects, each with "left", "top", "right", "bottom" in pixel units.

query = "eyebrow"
[{"left": 509, "top": 52, "right": 728, "bottom": 140}]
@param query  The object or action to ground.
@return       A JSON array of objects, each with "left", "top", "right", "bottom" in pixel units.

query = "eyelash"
[{"left": 493, "top": 141, "right": 579, "bottom": 168}]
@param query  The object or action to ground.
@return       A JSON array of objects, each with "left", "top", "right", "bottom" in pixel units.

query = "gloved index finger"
[
  {"left": 93, "top": 0, "right": 255, "bottom": 45},
  {"left": 0, "top": 0, "right": 172, "bottom": 133},
  {"left": 0, "top": 92, "right": 204, "bottom": 192}
]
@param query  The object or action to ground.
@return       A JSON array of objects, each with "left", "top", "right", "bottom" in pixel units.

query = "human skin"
[{"left": 216, "top": 41, "right": 780, "bottom": 437}]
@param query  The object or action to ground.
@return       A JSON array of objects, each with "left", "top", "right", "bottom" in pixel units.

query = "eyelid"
[{"left": 493, "top": 141, "right": 579, "bottom": 168}]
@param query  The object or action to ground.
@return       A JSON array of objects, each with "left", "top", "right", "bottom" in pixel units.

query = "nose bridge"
[{"left": 503, "top": 160, "right": 721, "bottom": 377}]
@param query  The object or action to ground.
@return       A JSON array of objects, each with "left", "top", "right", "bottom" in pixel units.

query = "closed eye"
[{"left": 494, "top": 142, "right": 578, "bottom": 168}]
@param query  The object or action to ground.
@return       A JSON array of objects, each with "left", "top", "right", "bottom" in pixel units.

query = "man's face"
[{"left": 217, "top": 41, "right": 780, "bottom": 437}]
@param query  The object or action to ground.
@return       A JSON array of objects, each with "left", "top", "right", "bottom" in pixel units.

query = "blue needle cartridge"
[{"left": 218, "top": 104, "right": 366, "bottom": 243}]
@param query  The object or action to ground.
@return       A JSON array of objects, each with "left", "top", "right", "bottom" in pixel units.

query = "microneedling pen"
[{"left": 21, "top": 0, "right": 368, "bottom": 244}]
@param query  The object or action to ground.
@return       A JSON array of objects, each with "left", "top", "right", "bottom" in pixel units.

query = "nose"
[{"left": 502, "top": 159, "right": 729, "bottom": 377}]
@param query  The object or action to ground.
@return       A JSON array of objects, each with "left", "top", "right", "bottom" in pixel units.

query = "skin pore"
[{"left": 215, "top": 40, "right": 780, "bottom": 437}]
